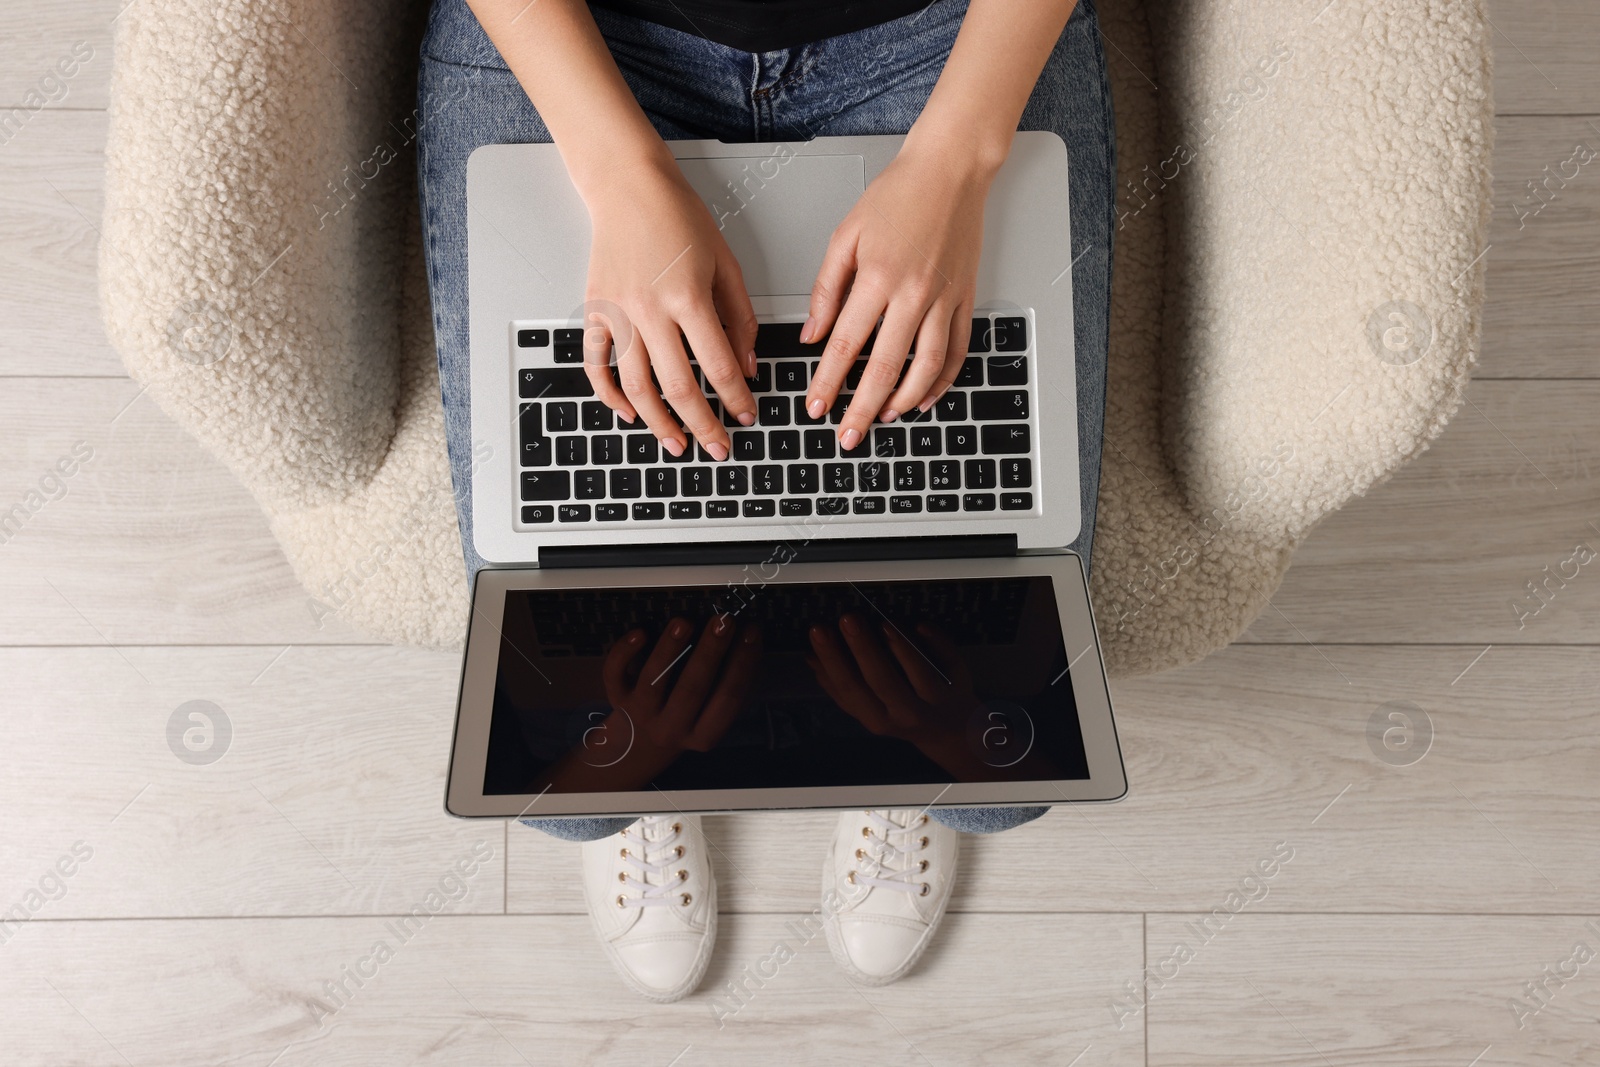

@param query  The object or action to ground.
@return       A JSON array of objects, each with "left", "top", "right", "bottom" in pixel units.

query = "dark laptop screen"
[{"left": 483, "top": 576, "right": 1088, "bottom": 795}]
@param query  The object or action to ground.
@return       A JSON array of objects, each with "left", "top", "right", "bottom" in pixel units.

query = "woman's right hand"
[{"left": 580, "top": 154, "right": 760, "bottom": 462}]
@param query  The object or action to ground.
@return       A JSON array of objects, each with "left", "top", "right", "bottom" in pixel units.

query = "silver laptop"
[{"left": 446, "top": 133, "right": 1124, "bottom": 818}]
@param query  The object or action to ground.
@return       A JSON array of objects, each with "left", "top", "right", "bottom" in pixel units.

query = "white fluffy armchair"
[{"left": 98, "top": 0, "right": 1493, "bottom": 675}]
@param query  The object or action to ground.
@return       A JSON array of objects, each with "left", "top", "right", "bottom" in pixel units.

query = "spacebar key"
[{"left": 518, "top": 368, "right": 595, "bottom": 398}]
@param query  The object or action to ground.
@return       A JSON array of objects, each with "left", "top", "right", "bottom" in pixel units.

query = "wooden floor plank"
[
  {"left": 0, "top": 913, "right": 1144, "bottom": 1066},
  {"left": 510, "top": 644, "right": 1600, "bottom": 915},
  {"left": 0, "top": 646, "right": 503, "bottom": 917},
  {"left": 1145, "top": 914, "right": 1600, "bottom": 1066},
  {"left": 1489, "top": 0, "right": 1600, "bottom": 115},
  {"left": 0, "top": 1, "right": 113, "bottom": 114}
]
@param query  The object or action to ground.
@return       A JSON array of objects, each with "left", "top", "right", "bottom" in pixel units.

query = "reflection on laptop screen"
[{"left": 484, "top": 577, "right": 1088, "bottom": 796}]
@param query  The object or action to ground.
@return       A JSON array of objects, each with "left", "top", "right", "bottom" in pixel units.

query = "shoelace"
[
  {"left": 615, "top": 816, "right": 692, "bottom": 910},
  {"left": 847, "top": 810, "right": 932, "bottom": 896}
]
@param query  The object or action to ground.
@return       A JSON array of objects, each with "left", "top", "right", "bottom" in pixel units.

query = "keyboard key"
[
  {"left": 899, "top": 405, "right": 928, "bottom": 423},
  {"left": 852, "top": 496, "right": 887, "bottom": 515},
  {"left": 558, "top": 503, "right": 590, "bottom": 522},
  {"left": 945, "top": 425, "right": 979, "bottom": 454},
  {"left": 981, "top": 424, "right": 1031, "bottom": 454},
  {"left": 663, "top": 434, "right": 694, "bottom": 463},
  {"left": 516, "top": 328, "right": 549, "bottom": 348},
  {"left": 645, "top": 468, "right": 677, "bottom": 498},
  {"left": 972, "top": 390, "right": 1029, "bottom": 420},
  {"left": 965, "top": 459, "right": 998, "bottom": 489},
  {"left": 759, "top": 396, "right": 790, "bottom": 425},
  {"left": 554, "top": 328, "right": 583, "bottom": 345},
  {"left": 767, "top": 430, "right": 799, "bottom": 461},
  {"left": 969, "top": 319, "right": 991, "bottom": 352},
  {"left": 994, "top": 316, "right": 1027, "bottom": 352},
  {"left": 575, "top": 470, "right": 606, "bottom": 499},
  {"left": 893, "top": 461, "right": 925, "bottom": 491},
  {"left": 632, "top": 502, "right": 665, "bottom": 521},
  {"left": 520, "top": 504, "right": 554, "bottom": 523},
  {"left": 556, "top": 436, "right": 587, "bottom": 466},
  {"left": 756, "top": 321, "right": 827, "bottom": 357},
  {"left": 609, "top": 469, "right": 641, "bottom": 498},
  {"left": 581, "top": 401, "right": 613, "bottom": 431},
  {"left": 732, "top": 431, "right": 764, "bottom": 462},
  {"left": 682, "top": 467, "right": 714, "bottom": 497},
  {"left": 717, "top": 466, "right": 748, "bottom": 496},
  {"left": 592, "top": 434, "right": 624, "bottom": 465},
  {"left": 787, "top": 464, "right": 819, "bottom": 494},
  {"left": 955, "top": 357, "right": 984, "bottom": 387},
  {"left": 911, "top": 425, "right": 942, "bottom": 456},
  {"left": 818, "top": 497, "right": 848, "bottom": 515},
  {"left": 929, "top": 460, "right": 960, "bottom": 490},
  {"left": 747, "top": 362, "right": 773, "bottom": 393},
  {"left": 841, "top": 433, "right": 870, "bottom": 459},
  {"left": 1000, "top": 458, "right": 1031, "bottom": 487},
  {"left": 775, "top": 361, "right": 808, "bottom": 391},
  {"left": 845, "top": 361, "right": 869, "bottom": 389},
  {"left": 520, "top": 470, "right": 570, "bottom": 501},
  {"left": 935, "top": 392, "right": 968, "bottom": 421},
  {"left": 518, "top": 368, "right": 593, "bottom": 398},
  {"left": 987, "top": 356, "right": 1028, "bottom": 386},
  {"left": 963, "top": 493, "right": 997, "bottom": 511},
  {"left": 596, "top": 503, "right": 627, "bottom": 521},
  {"left": 804, "top": 429, "right": 836, "bottom": 459},
  {"left": 795, "top": 396, "right": 826, "bottom": 426},
  {"left": 670, "top": 501, "right": 702, "bottom": 519},
  {"left": 753, "top": 465, "right": 784, "bottom": 495},
  {"left": 890, "top": 495, "right": 922, "bottom": 513},
  {"left": 626, "top": 434, "right": 659, "bottom": 464},
  {"left": 927, "top": 494, "right": 959, "bottom": 513},
  {"left": 780, "top": 499, "right": 812, "bottom": 516},
  {"left": 859, "top": 462, "right": 889, "bottom": 492},
  {"left": 824, "top": 463, "right": 854, "bottom": 493},
  {"left": 552, "top": 343, "right": 583, "bottom": 364},
  {"left": 873, "top": 427, "right": 906, "bottom": 457},
  {"left": 743, "top": 499, "right": 776, "bottom": 517},
  {"left": 707, "top": 500, "right": 738, "bottom": 518},
  {"left": 721, "top": 400, "right": 741, "bottom": 427},
  {"left": 1001, "top": 492, "right": 1034, "bottom": 510},
  {"left": 829, "top": 394, "right": 852, "bottom": 425}
]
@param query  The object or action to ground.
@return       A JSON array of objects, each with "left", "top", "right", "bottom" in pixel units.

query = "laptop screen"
[{"left": 482, "top": 576, "right": 1089, "bottom": 796}]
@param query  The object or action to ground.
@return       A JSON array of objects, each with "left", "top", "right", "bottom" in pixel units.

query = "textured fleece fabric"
[{"left": 98, "top": 0, "right": 1492, "bottom": 675}]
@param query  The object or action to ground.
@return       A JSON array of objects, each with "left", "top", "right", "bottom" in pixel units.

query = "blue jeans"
[{"left": 418, "top": 0, "right": 1114, "bottom": 841}]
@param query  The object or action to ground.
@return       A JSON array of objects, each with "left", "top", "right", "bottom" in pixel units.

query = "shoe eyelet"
[
  {"left": 846, "top": 870, "right": 856, "bottom": 885},
  {"left": 677, "top": 869, "right": 688, "bottom": 882},
  {"left": 680, "top": 893, "right": 692, "bottom": 906},
  {"left": 919, "top": 836, "right": 929, "bottom": 848},
  {"left": 619, "top": 847, "right": 629, "bottom": 858},
  {"left": 919, "top": 859, "right": 929, "bottom": 872},
  {"left": 672, "top": 822, "right": 682, "bottom": 833},
  {"left": 861, "top": 826, "right": 873, "bottom": 838},
  {"left": 616, "top": 894, "right": 627, "bottom": 907},
  {"left": 617, "top": 872, "right": 627, "bottom": 883},
  {"left": 855, "top": 848, "right": 865, "bottom": 860},
  {"left": 675, "top": 845, "right": 685, "bottom": 858},
  {"left": 918, "top": 814, "right": 928, "bottom": 826},
  {"left": 919, "top": 883, "right": 931, "bottom": 897}
]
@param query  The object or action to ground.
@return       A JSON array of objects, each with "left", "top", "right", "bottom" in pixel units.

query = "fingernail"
[
  {"left": 706, "top": 440, "right": 729, "bottom": 462},
  {"left": 916, "top": 396, "right": 936, "bottom": 413},
  {"left": 807, "top": 398, "right": 826, "bottom": 418},
  {"left": 620, "top": 411, "right": 635, "bottom": 425},
  {"left": 800, "top": 315, "right": 815, "bottom": 343},
  {"left": 841, "top": 428, "right": 862, "bottom": 450},
  {"left": 881, "top": 409, "right": 899, "bottom": 423},
  {"left": 672, "top": 619, "right": 690, "bottom": 637},
  {"left": 737, "top": 411, "right": 756, "bottom": 427},
  {"left": 745, "top": 350, "right": 758, "bottom": 376},
  {"left": 663, "top": 437, "right": 684, "bottom": 457}
]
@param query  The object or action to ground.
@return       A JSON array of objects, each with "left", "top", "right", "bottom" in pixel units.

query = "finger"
[
  {"left": 884, "top": 301, "right": 956, "bottom": 419},
  {"left": 616, "top": 323, "right": 689, "bottom": 456},
  {"left": 711, "top": 246, "right": 760, "bottom": 379},
  {"left": 804, "top": 223, "right": 859, "bottom": 346},
  {"left": 839, "top": 303, "right": 920, "bottom": 446},
  {"left": 637, "top": 617, "right": 695, "bottom": 702},
  {"left": 683, "top": 624, "right": 763, "bottom": 751},
  {"left": 837, "top": 613, "right": 919, "bottom": 708},
  {"left": 656, "top": 613, "right": 739, "bottom": 746},
  {"left": 804, "top": 285, "right": 885, "bottom": 433},
  {"left": 881, "top": 622, "right": 950, "bottom": 702},
  {"left": 914, "top": 301, "right": 971, "bottom": 414},
  {"left": 682, "top": 302, "right": 755, "bottom": 440},
  {"left": 651, "top": 318, "right": 730, "bottom": 460},
  {"left": 581, "top": 311, "right": 638, "bottom": 424},
  {"left": 601, "top": 629, "right": 649, "bottom": 705},
  {"left": 809, "top": 622, "right": 890, "bottom": 731}
]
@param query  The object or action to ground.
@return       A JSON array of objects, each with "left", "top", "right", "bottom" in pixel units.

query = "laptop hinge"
[{"left": 538, "top": 534, "right": 1018, "bottom": 570}]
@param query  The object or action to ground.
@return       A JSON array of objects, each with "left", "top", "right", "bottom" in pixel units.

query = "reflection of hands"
[
  {"left": 807, "top": 615, "right": 977, "bottom": 754},
  {"left": 531, "top": 614, "right": 761, "bottom": 795}
]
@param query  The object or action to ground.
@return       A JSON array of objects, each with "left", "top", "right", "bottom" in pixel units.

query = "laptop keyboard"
[{"left": 510, "top": 317, "right": 1038, "bottom": 528}]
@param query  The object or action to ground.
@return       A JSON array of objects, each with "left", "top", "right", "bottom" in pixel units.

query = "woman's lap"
[{"left": 417, "top": 0, "right": 1114, "bottom": 842}]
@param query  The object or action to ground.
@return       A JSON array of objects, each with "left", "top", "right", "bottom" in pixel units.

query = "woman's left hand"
[{"left": 801, "top": 136, "right": 996, "bottom": 447}]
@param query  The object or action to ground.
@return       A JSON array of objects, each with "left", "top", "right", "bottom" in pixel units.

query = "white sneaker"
[
  {"left": 580, "top": 814, "right": 717, "bottom": 1002},
  {"left": 821, "top": 809, "right": 959, "bottom": 985}
]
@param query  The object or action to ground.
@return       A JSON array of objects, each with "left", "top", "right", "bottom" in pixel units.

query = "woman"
[{"left": 418, "top": 0, "right": 1113, "bottom": 1001}]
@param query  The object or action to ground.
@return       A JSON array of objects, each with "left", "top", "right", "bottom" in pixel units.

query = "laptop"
[{"left": 446, "top": 133, "right": 1124, "bottom": 819}]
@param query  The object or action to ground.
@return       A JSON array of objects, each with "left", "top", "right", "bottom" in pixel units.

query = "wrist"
[
  {"left": 904, "top": 109, "right": 1011, "bottom": 184},
  {"left": 566, "top": 130, "right": 679, "bottom": 208}
]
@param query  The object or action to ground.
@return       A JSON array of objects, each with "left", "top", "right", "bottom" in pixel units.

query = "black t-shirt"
[{"left": 589, "top": 0, "right": 931, "bottom": 52}]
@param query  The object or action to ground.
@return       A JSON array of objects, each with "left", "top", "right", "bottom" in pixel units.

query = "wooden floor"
[{"left": 3, "top": 2, "right": 1598, "bottom": 1064}]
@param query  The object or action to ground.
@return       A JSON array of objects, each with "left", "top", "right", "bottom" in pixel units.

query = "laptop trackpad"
[{"left": 677, "top": 153, "right": 865, "bottom": 298}]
